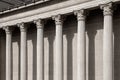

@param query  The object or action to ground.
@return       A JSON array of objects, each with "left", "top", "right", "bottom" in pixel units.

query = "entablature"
[{"left": 0, "top": 0, "right": 119, "bottom": 28}]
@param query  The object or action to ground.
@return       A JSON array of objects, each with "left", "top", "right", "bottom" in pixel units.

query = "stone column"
[
  {"left": 101, "top": 3, "right": 113, "bottom": 80},
  {"left": 18, "top": 23, "right": 27, "bottom": 80},
  {"left": 3, "top": 26, "right": 12, "bottom": 80},
  {"left": 74, "top": 10, "right": 86, "bottom": 80},
  {"left": 34, "top": 19, "right": 44, "bottom": 80},
  {"left": 52, "top": 15, "right": 63, "bottom": 80}
]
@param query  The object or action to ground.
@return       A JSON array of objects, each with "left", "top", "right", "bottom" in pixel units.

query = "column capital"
[
  {"left": 52, "top": 14, "right": 64, "bottom": 25},
  {"left": 34, "top": 19, "right": 44, "bottom": 29},
  {"left": 74, "top": 9, "right": 86, "bottom": 21},
  {"left": 3, "top": 26, "right": 12, "bottom": 34},
  {"left": 100, "top": 3, "right": 113, "bottom": 16},
  {"left": 17, "top": 22, "right": 27, "bottom": 32}
]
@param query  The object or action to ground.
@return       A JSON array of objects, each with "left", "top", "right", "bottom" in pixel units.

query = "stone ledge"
[{"left": 0, "top": 0, "right": 119, "bottom": 27}]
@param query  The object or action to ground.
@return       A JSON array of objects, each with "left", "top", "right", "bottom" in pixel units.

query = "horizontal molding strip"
[
  {"left": 0, "top": 0, "right": 50, "bottom": 14},
  {"left": 0, "top": 0, "right": 119, "bottom": 27}
]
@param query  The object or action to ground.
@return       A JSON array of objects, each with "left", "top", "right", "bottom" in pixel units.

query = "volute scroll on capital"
[
  {"left": 100, "top": 3, "right": 113, "bottom": 16},
  {"left": 74, "top": 9, "right": 87, "bottom": 21},
  {"left": 34, "top": 19, "right": 44, "bottom": 29},
  {"left": 3, "top": 26, "right": 12, "bottom": 34},
  {"left": 17, "top": 22, "right": 27, "bottom": 32},
  {"left": 52, "top": 14, "right": 65, "bottom": 25}
]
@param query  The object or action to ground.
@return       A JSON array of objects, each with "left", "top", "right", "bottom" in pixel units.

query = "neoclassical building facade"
[{"left": 0, "top": 0, "right": 120, "bottom": 80}]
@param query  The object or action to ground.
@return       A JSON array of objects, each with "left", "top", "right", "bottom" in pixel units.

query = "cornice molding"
[
  {"left": 0, "top": 0, "right": 119, "bottom": 28},
  {"left": 0, "top": 0, "right": 50, "bottom": 14}
]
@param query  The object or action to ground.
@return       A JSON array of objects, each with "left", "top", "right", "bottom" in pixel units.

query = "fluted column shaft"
[
  {"left": 3, "top": 27, "right": 12, "bottom": 80},
  {"left": 18, "top": 23, "right": 27, "bottom": 80},
  {"left": 75, "top": 10, "right": 86, "bottom": 80},
  {"left": 101, "top": 3, "right": 113, "bottom": 80},
  {"left": 34, "top": 19, "right": 44, "bottom": 80},
  {"left": 53, "top": 15, "right": 63, "bottom": 80}
]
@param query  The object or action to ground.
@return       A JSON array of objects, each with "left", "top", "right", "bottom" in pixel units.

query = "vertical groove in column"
[
  {"left": 74, "top": 10, "right": 86, "bottom": 80},
  {"left": 34, "top": 19, "right": 44, "bottom": 80},
  {"left": 101, "top": 3, "right": 113, "bottom": 80},
  {"left": 3, "top": 26, "right": 12, "bottom": 80},
  {"left": 52, "top": 15, "right": 63, "bottom": 80},
  {"left": 18, "top": 23, "right": 27, "bottom": 80}
]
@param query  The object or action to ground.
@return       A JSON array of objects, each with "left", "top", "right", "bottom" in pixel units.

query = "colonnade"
[{"left": 3, "top": 3, "right": 113, "bottom": 80}]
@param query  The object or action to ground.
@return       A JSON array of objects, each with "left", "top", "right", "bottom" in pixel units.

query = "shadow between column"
[
  {"left": 0, "top": 31, "right": 6, "bottom": 80},
  {"left": 114, "top": 24, "right": 120, "bottom": 80},
  {"left": 66, "top": 33, "right": 73, "bottom": 80},
  {"left": 113, "top": 13, "right": 120, "bottom": 80},
  {"left": 3, "top": 36, "right": 6, "bottom": 80},
  {"left": 0, "top": 34, "right": 1, "bottom": 80},
  {"left": 87, "top": 30, "right": 96, "bottom": 80},
  {"left": 32, "top": 34, "right": 37, "bottom": 80},
  {"left": 48, "top": 34, "right": 55, "bottom": 80},
  {"left": 18, "top": 40, "right": 20, "bottom": 80},
  {"left": 3, "top": 32, "right": 6, "bottom": 80}
]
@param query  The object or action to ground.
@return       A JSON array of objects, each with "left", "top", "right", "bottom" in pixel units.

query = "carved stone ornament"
[
  {"left": 100, "top": 3, "right": 113, "bottom": 16},
  {"left": 74, "top": 9, "right": 86, "bottom": 21},
  {"left": 17, "top": 22, "right": 27, "bottom": 32},
  {"left": 3, "top": 26, "right": 12, "bottom": 34},
  {"left": 34, "top": 19, "right": 44, "bottom": 29},
  {"left": 52, "top": 14, "right": 64, "bottom": 25}
]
